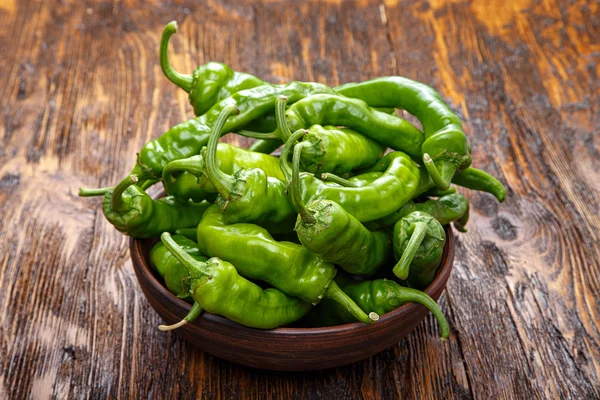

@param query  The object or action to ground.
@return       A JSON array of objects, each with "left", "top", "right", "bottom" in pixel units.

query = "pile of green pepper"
[{"left": 80, "top": 22, "right": 507, "bottom": 339}]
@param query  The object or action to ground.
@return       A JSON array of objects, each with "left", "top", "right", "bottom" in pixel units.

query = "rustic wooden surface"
[{"left": 0, "top": 0, "right": 598, "bottom": 398}]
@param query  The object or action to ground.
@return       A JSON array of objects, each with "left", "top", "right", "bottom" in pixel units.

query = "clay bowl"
[{"left": 130, "top": 225, "right": 455, "bottom": 371}]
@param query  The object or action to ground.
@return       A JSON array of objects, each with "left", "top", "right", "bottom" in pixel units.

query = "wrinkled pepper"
[
  {"left": 160, "top": 21, "right": 266, "bottom": 116},
  {"left": 150, "top": 235, "right": 208, "bottom": 300},
  {"left": 305, "top": 275, "right": 450, "bottom": 339},
  {"left": 393, "top": 211, "right": 446, "bottom": 289},
  {"left": 336, "top": 77, "right": 471, "bottom": 190},
  {"left": 78, "top": 176, "right": 210, "bottom": 238},
  {"left": 196, "top": 205, "right": 378, "bottom": 324},
  {"left": 200, "top": 106, "right": 296, "bottom": 234},
  {"left": 280, "top": 131, "right": 421, "bottom": 222},
  {"left": 290, "top": 142, "right": 392, "bottom": 275},
  {"left": 157, "top": 233, "right": 312, "bottom": 330}
]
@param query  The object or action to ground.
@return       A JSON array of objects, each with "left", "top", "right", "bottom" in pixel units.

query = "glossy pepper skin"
[
  {"left": 305, "top": 276, "right": 449, "bottom": 339},
  {"left": 283, "top": 94, "right": 424, "bottom": 159},
  {"left": 78, "top": 176, "right": 210, "bottom": 238},
  {"left": 298, "top": 125, "right": 385, "bottom": 174},
  {"left": 196, "top": 205, "right": 378, "bottom": 324},
  {"left": 160, "top": 21, "right": 266, "bottom": 116},
  {"left": 150, "top": 235, "right": 208, "bottom": 300},
  {"left": 159, "top": 233, "right": 312, "bottom": 329},
  {"left": 126, "top": 81, "right": 334, "bottom": 191},
  {"left": 162, "top": 143, "right": 284, "bottom": 203},
  {"left": 451, "top": 167, "right": 506, "bottom": 202},
  {"left": 280, "top": 132, "right": 421, "bottom": 222},
  {"left": 376, "top": 193, "right": 470, "bottom": 231},
  {"left": 201, "top": 106, "right": 296, "bottom": 234},
  {"left": 273, "top": 96, "right": 385, "bottom": 174},
  {"left": 393, "top": 211, "right": 446, "bottom": 289},
  {"left": 336, "top": 77, "right": 471, "bottom": 190},
  {"left": 290, "top": 142, "right": 392, "bottom": 276}
]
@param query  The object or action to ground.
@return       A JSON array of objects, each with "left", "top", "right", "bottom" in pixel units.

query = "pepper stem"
[
  {"left": 162, "top": 156, "right": 206, "bottom": 181},
  {"left": 291, "top": 143, "right": 317, "bottom": 224},
  {"left": 324, "top": 280, "right": 379, "bottom": 324},
  {"left": 161, "top": 232, "right": 207, "bottom": 279},
  {"left": 423, "top": 153, "right": 451, "bottom": 191},
  {"left": 236, "top": 129, "right": 279, "bottom": 140},
  {"left": 393, "top": 221, "right": 429, "bottom": 280},
  {"left": 111, "top": 175, "right": 138, "bottom": 211},
  {"left": 394, "top": 286, "right": 450, "bottom": 339},
  {"left": 158, "top": 302, "right": 203, "bottom": 332},
  {"left": 203, "top": 105, "right": 240, "bottom": 198},
  {"left": 160, "top": 21, "right": 193, "bottom": 92},
  {"left": 320, "top": 173, "right": 357, "bottom": 188},
  {"left": 78, "top": 186, "right": 113, "bottom": 197},
  {"left": 279, "top": 129, "right": 307, "bottom": 182},
  {"left": 276, "top": 95, "right": 293, "bottom": 141}
]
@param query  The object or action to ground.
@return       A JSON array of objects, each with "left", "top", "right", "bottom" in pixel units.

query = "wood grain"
[{"left": 0, "top": 0, "right": 598, "bottom": 398}]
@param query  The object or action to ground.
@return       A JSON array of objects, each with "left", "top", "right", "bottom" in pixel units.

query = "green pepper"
[
  {"left": 160, "top": 21, "right": 266, "bottom": 116},
  {"left": 280, "top": 131, "right": 421, "bottom": 222},
  {"left": 157, "top": 233, "right": 312, "bottom": 330},
  {"left": 336, "top": 77, "right": 471, "bottom": 190},
  {"left": 162, "top": 143, "right": 284, "bottom": 203},
  {"left": 282, "top": 94, "right": 424, "bottom": 159},
  {"left": 376, "top": 193, "right": 470, "bottom": 231},
  {"left": 290, "top": 141, "right": 392, "bottom": 276},
  {"left": 196, "top": 205, "right": 378, "bottom": 324},
  {"left": 119, "top": 81, "right": 334, "bottom": 194},
  {"left": 451, "top": 167, "right": 506, "bottom": 202},
  {"left": 393, "top": 211, "right": 446, "bottom": 289},
  {"left": 150, "top": 235, "right": 208, "bottom": 300},
  {"left": 200, "top": 106, "right": 296, "bottom": 234},
  {"left": 296, "top": 124, "right": 385, "bottom": 174},
  {"left": 305, "top": 276, "right": 450, "bottom": 339},
  {"left": 274, "top": 96, "right": 385, "bottom": 174},
  {"left": 78, "top": 176, "right": 210, "bottom": 238}
]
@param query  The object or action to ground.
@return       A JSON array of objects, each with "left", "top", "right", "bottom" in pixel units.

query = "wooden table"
[{"left": 1, "top": 0, "right": 598, "bottom": 398}]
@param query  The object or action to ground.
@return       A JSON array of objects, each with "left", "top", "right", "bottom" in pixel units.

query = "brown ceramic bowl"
[{"left": 130, "top": 224, "right": 454, "bottom": 371}]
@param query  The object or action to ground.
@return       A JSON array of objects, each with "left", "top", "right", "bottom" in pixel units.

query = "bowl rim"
[{"left": 130, "top": 222, "right": 455, "bottom": 335}]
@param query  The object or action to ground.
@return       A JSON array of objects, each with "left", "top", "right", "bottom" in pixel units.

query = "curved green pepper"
[
  {"left": 273, "top": 96, "right": 385, "bottom": 174},
  {"left": 158, "top": 233, "right": 312, "bottom": 330},
  {"left": 336, "top": 77, "right": 471, "bottom": 190},
  {"left": 451, "top": 167, "right": 506, "bottom": 202},
  {"left": 290, "top": 142, "right": 391, "bottom": 276},
  {"left": 305, "top": 276, "right": 450, "bottom": 339},
  {"left": 160, "top": 21, "right": 266, "bottom": 116},
  {"left": 196, "top": 205, "right": 378, "bottom": 324},
  {"left": 150, "top": 235, "right": 208, "bottom": 300},
  {"left": 162, "top": 143, "right": 284, "bottom": 203},
  {"left": 283, "top": 94, "right": 424, "bottom": 159},
  {"left": 297, "top": 124, "right": 385, "bottom": 174},
  {"left": 78, "top": 176, "right": 210, "bottom": 238},
  {"left": 201, "top": 106, "right": 296, "bottom": 234},
  {"left": 122, "top": 81, "right": 334, "bottom": 192},
  {"left": 376, "top": 193, "right": 470, "bottom": 231},
  {"left": 280, "top": 131, "right": 421, "bottom": 222},
  {"left": 393, "top": 211, "right": 446, "bottom": 289}
]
